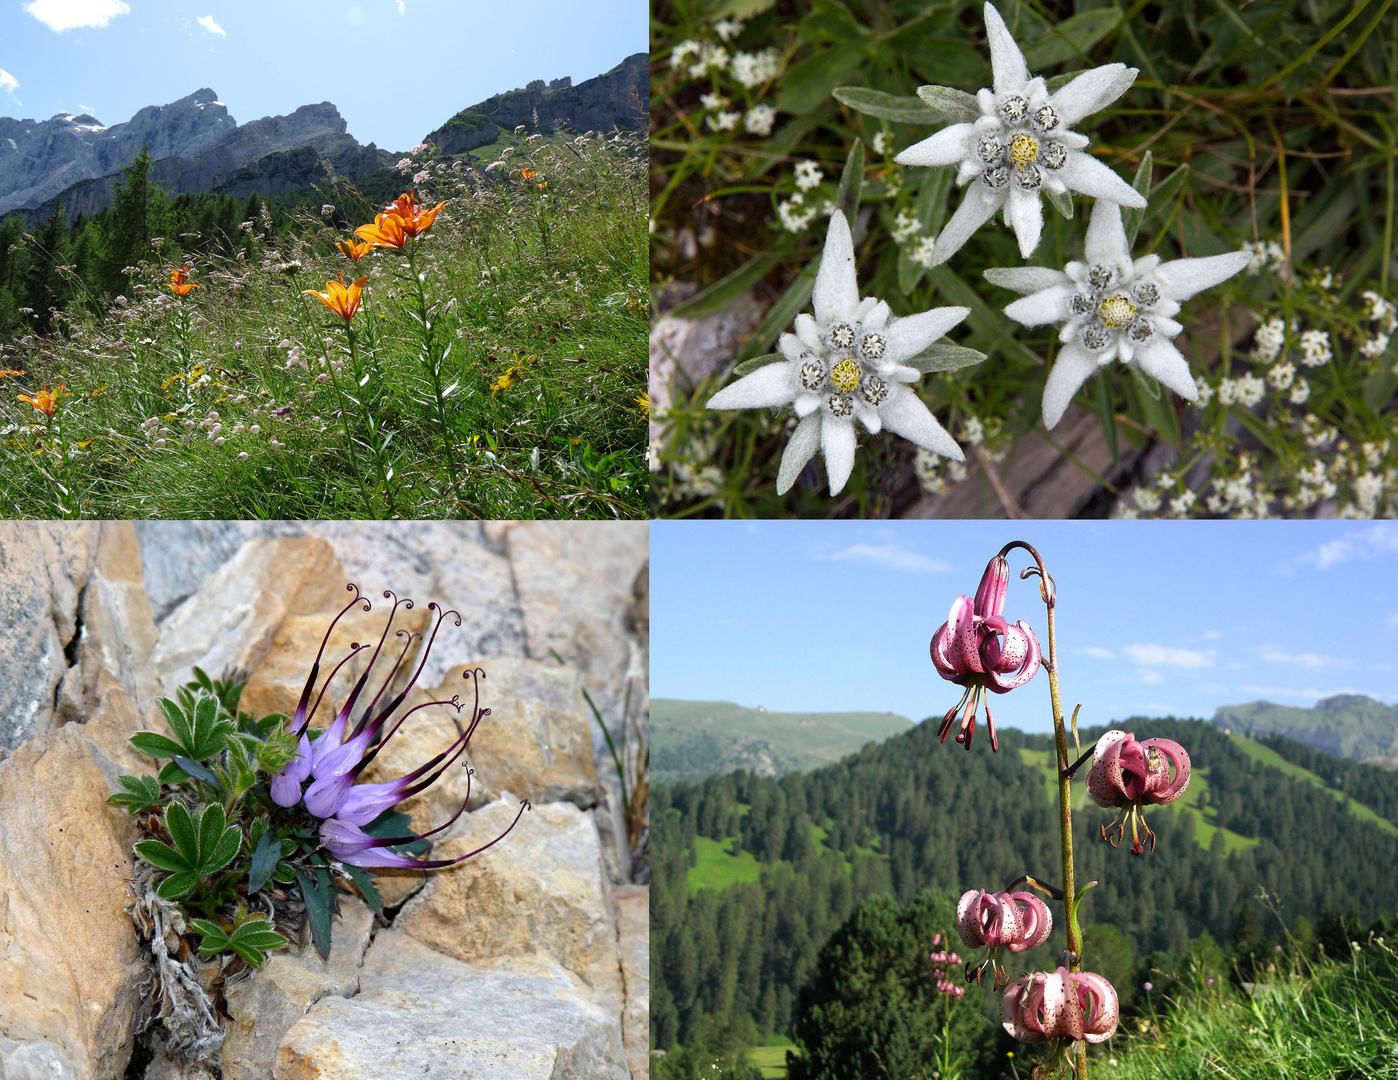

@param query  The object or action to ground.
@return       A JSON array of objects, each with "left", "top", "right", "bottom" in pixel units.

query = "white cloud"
[
  {"left": 396, "top": 0, "right": 405, "bottom": 11},
  {"left": 0, "top": 70, "right": 19, "bottom": 102},
  {"left": 24, "top": 0, "right": 130, "bottom": 32},
  {"left": 1137, "top": 669, "right": 1165, "bottom": 684},
  {"left": 1122, "top": 643, "right": 1215, "bottom": 669},
  {"left": 1259, "top": 649, "right": 1345, "bottom": 671},
  {"left": 197, "top": 14, "right": 226, "bottom": 36},
  {"left": 1293, "top": 523, "right": 1398, "bottom": 570},
  {"left": 817, "top": 543, "right": 950, "bottom": 576},
  {"left": 1203, "top": 630, "right": 1223, "bottom": 640},
  {"left": 1083, "top": 646, "right": 1115, "bottom": 660}
]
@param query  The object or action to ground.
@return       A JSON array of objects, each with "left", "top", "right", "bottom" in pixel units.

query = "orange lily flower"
[
  {"left": 0, "top": 369, "right": 27, "bottom": 379},
  {"left": 519, "top": 168, "right": 538, "bottom": 181},
  {"left": 304, "top": 273, "right": 371, "bottom": 322},
  {"left": 383, "top": 190, "right": 446, "bottom": 237},
  {"left": 336, "top": 237, "right": 373, "bottom": 261},
  {"left": 169, "top": 266, "right": 199, "bottom": 296},
  {"left": 354, "top": 211, "right": 410, "bottom": 251},
  {"left": 18, "top": 384, "right": 72, "bottom": 417}
]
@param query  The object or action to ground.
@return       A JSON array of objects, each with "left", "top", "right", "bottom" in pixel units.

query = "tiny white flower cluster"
[
  {"left": 1298, "top": 328, "right": 1332, "bottom": 367},
  {"left": 913, "top": 446, "right": 968, "bottom": 495},
  {"left": 1204, "top": 457, "right": 1270, "bottom": 517},
  {"left": 1283, "top": 458, "right": 1337, "bottom": 513},
  {"left": 871, "top": 131, "right": 888, "bottom": 156},
  {"left": 730, "top": 49, "right": 781, "bottom": 89},
  {"left": 1242, "top": 240, "right": 1286, "bottom": 275},
  {"left": 1360, "top": 290, "right": 1396, "bottom": 361},
  {"left": 1300, "top": 413, "right": 1338, "bottom": 449},
  {"left": 1251, "top": 317, "right": 1285, "bottom": 362},
  {"left": 1216, "top": 373, "right": 1265, "bottom": 407}
]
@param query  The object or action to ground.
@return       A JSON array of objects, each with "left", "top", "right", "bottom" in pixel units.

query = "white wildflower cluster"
[
  {"left": 794, "top": 161, "right": 823, "bottom": 191},
  {"left": 1251, "top": 317, "right": 1285, "bottom": 362},
  {"left": 1298, "top": 329, "right": 1332, "bottom": 367},
  {"left": 1267, "top": 361, "right": 1294, "bottom": 391},
  {"left": 871, "top": 131, "right": 888, "bottom": 156},
  {"left": 913, "top": 447, "right": 968, "bottom": 496},
  {"left": 714, "top": 18, "right": 742, "bottom": 40},
  {"left": 1284, "top": 458, "right": 1337, "bottom": 513},
  {"left": 1216, "top": 372, "right": 1265, "bottom": 407},
  {"left": 1204, "top": 457, "right": 1270, "bottom": 517},
  {"left": 673, "top": 40, "right": 729, "bottom": 78},
  {"left": 890, "top": 210, "right": 922, "bottom": 244},
  {"left": 1300, "top": 413, "right": 1338, "bottom": 449},
  {"left": 1359, "top": 290, "right": 1396, "bottom": 361},
  {"left": 730, "top": 49, "right": 781, "bottom": 89},
  {"left": 745, "top": 103, "right": 777, "bottom": 136},
  {"left": 1343, "top": 470, "right": 1386, "bottom": 518},
  {"left": 962, "top": 414, "right": 985, "bottom": 446},
  {"left": 1242, "top": 240, "right": 1286, "bottom": 275},
  {"left": 777, "top": 193, "right": 820, "bottom": 233}
]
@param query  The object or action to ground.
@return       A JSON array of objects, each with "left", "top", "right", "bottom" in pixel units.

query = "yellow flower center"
[
  {"left": 831, "top": 359, "right": 861, "bottom": 393},
  {"left": 1099, "top": 294, "right": 1137, "bottom": 328},
  {"left": 1009, "top": 133, "right": 1039, "bottom": 168}
]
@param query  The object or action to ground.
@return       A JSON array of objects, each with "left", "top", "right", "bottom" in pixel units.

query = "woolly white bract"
[
  {"left": 706, "top": 212, "right": 968, "bottom": 496},
  {"left": 895, "top": 2, "right": 1146, "bottom": 265},
  {"left": 989, "top": 198, "right": 1252, "bottom": 429}
]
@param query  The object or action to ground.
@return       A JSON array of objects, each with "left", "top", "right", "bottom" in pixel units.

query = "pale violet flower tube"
[
  {"left": 894, "top": 2, "right": 1145, "bottom": 264},
  {"left": 988, "top": 198, "right": 1252, "bottom": 430},
  {"left": 706, "top": 211, "right": 972, "bottom": 496}
]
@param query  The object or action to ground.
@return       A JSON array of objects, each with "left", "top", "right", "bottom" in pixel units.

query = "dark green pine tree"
[
  {"left": 22, "top": 201, "right": 69, "bottom": 333},
  {"left": 99, "top": 146, "right": 155, "bottom": 296}
]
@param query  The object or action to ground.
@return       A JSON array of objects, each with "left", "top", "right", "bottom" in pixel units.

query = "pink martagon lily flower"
[
  {"left": 930, "top": 554, "right": 1042, "bottom": 750},
  {"left": 956, "top": 888, "right": 1052, "bottom": 985},
  {"left": 268, "top": 583, "right": 531, "bottom": 868},
  {"left": 1001, "top": 967, "right": 1119, "bottom": 1046},
  {"left": 1086, "top": 729, "right": 1191, "bottom": 854}
]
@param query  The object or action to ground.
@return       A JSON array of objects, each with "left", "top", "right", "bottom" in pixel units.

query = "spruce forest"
[{"left": 652, "top": 716, "right": 1398, "bottom": 1078}]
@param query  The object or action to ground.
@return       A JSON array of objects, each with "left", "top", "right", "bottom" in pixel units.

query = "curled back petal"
[
  {"left": 957, "top": 889, "right": 988, "bottom": 948},
  {"left": 1055, "top": 967, "right": 1086, "bottom": 1041},
  {"left": 1087, "top": 729, "right": 1130, "bottom": 807},
  {"left": 1141, "top": 738, "right": 1191, "bottom": 804},
  {"left": 955, "top": 593, "right": 986, "bottom": 675},
  {"left": 930, "top": 620, "right": 964, "bottom": 682},
  {"left": 1009, "top": 891, "right": 1053, "bottom": 950},
  {"left": 1001, "top": 976, "right": 1047, "bottom": 1043},
  {"left": 1074, "top": 970, "right": 1120, "bottom": 1042},
  {"left": 986, "top": 621, "right": 1041, "bottom": 692},
  {"left": 979, "top": 891, "right": 1023, "bottom": 948}
]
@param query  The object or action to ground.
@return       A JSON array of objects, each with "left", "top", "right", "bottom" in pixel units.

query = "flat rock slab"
[
  {"left": 275, "top": 932, "right": 628, "bottom": 1080},
  {"left": 613, "top": 887, "right": 649, "bottom": 1080}
]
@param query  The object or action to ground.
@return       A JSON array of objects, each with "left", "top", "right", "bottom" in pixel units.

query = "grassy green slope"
[
  {"left": 1228, "top": 733, "right": 1398, "bottom": 836},
  {"left": 1215, "top": 695, "right": 1398, "bottom": 761},
  {"left": 653, "top": 699, "right": 914, "bottom": 785}
]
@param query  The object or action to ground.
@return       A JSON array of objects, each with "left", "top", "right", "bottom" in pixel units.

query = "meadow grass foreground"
[
  {"left": 0, "top": 132, "right": 647, "bottom": 518},
  {"left": 1102, "top": 939, "right": 1398, "bottom": 1080}
]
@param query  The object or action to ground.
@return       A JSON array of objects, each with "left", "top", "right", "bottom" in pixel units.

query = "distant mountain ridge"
[
  {"left": 653, "top": 699, "right": 913, "bottom": 785},
  {"left": 1214, "top": 694, "right": 1398, "bottom": 764}
]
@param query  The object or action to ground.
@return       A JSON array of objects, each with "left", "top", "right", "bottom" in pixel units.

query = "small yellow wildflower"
[{"left": 636, "top": 392, "right": 649, "bottom": 417}]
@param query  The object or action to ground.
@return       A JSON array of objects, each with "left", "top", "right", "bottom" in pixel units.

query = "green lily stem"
[
  {"left": 1000, "top": 540, "right": 1086, "bottom": 1080},
  {"left": 326, "top": 322, "right": 376, "bottom": 516},
  {"left": 403, "top": 241, "right": 460, "bottom": 496}
]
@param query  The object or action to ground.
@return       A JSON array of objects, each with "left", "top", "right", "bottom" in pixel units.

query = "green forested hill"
[
  {"left": 652, "top": 699, "right": 913, "bottom": 786},
  {"left": 1214, "top": 694, "right": 1398, "bottom": 762},
  {"left": 652, "top": 717, "right": 1398, "bottom": 1064}
]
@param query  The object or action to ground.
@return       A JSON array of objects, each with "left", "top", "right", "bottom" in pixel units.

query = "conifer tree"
[{"left": 99, "top": 146, "right": 155, "bottom": 295}]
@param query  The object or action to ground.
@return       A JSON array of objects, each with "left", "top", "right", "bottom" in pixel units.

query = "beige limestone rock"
[
  {"left": 0, "top": 725, "right": 142, "bottom": 1080},
  {"left": 0, "top": 522, "right": 98, "bottom": 750},
  {"left": 614, "top": 887, "right": 650, "bottom": 1080},
  {"left": 77, "top": 522, "right": 163, "bottom": 717},
  {"left": 150, "top": 539, "right": 345, "bottom": 696},
  {"left": 395, "top": 797, "right": 623, "bottom": 1015},
  {"left": 238, "top": 603, "right": 430, "bottom": 730},
  {"left": 220, "top": 896, "right": 375, "bottom": 1080},
  {"left": 275, "top": 931, "right": 628, "bottom": 1080}
]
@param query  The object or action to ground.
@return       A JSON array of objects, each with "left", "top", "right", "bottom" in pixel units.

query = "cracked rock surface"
[{"left": 0, "top": 522, "right": 649, "bottom": 1080}]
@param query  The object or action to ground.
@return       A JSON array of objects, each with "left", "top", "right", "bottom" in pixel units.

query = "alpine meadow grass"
[{"left": 0, "top": 131, "right": 647, "bottom": 519}]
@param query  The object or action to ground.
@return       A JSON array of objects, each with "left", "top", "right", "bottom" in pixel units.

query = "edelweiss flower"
[
  {"left": 991, "top": 198, "right": 1252, "bottom": 428},
  {"left": 706, "top": 212, "right": 968, "bottom": 495},
  {"left": 895, "top": 2, "right": 1145, "bottom": 263}
]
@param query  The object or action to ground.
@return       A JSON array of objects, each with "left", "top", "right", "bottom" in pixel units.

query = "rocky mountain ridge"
[
  {"left": 425, "top": 52, "right": 647, "bottom": 155},
  {"left": 1214, "top": 693, "right": 1398, "bottom": 763}
]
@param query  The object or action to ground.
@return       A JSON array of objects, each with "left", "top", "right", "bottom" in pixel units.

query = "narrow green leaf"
[
  {"left": 709, "top": 0, "right": 775, "bottom": 20},
  {"left": 316, "top": 865, "right": 339, "bottom": 919},
  {"left": 191, "top": 667, "right": 214, "bottom": 693},
  {"left": 155, "top": 871, "right": 199, "bottom": 901},
  {"left": 164, "top": 801, "right": 199, "bottom": 863},
  {"left": 1044, "top": 187, "right": 1074, "bottom": 221},
  {"left": 730, "top": 353, "right": 784, "bottom": 378},
  {"left": 134, "top": 839, "right": 194, "bottom": 874},
  {"left": 1023, "top": 7, "right": 1124, "bottom": 68},
  {"left": 158, "top": 697, "right": 194, "bottom": 752},
  {"left": 117, "top": 774, "right": 162, "bottom": 799},
  {"left": 196, "top": 803, "right": 226, "bottom": 862},
  {"left": 905, "top": 343, "right": 987, "bottom": 373},
  {"left": 172, "top": 756, "right": 218, "bottom": 786},
  {"left": 914, "top": 85, "right": 981, "bottom": 122},
  {"left": 205, "top": 825, "right": 243, "bottom": 876},
  {"left": 295, "top": 867, "right": 333, "bottom": 961},
  {"left": 834, "top": 138, "right": 864, "bottom": 224},
  {"left": 344, "top": 865, "right": 382, "bottom": 917},
  {"left": 668, "top": 255, "right": 778, "bottom": 320},
  {"left": 1363, "top": 370, "right": 1398, "bottom": 413},
  {"left": 1122, "top": 151, "right": 1153, "bottom": 248},
  {"left": 190, "top": 919, "right": 231, "bottom": 950},
  {"left": 248, "top": 831, "right": 278, "bottom": 893},
  {"left": 776, "top": 46, "right": 863, "bottom": 116},
  {"left": 129, "top": 732, "right": 185, "bottom": 760},
  {"left": 832, "top": 87, "right": 939, "bottom": 124},
  {"left": 739, "top": 265, "right": 816, "bottom": 362},
  {"left": 190, "top": 694, "right": 229, "bottom": 758},
  {"left": 230, "top": 942, "right": 267, "bottom": 968},
  {"left": 1140, "top": 165, "right": 1190, "bottom": 239},
  {"left": 1074, "top": 880, "right": 1099, "bottom": 905}
]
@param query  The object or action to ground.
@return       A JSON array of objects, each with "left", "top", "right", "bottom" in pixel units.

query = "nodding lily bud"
[
  {"left": 268, "top": 583, "right": 530, "bottom": 870},
  {"left": 956, "top": 889, "right": 1053, "bottom": 986},
  {"left": 1001, "top": 967, "right": 1119, "bottom": 1048},
  {"left": 930, "top": 555, "right": 1042, "bottom": 751},
  {"left": 1087, "top": 730, "right": 1191, "bottom": 854}
]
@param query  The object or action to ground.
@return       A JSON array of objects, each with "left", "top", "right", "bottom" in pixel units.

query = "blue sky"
[
  {"left": 0, "top": 0, "right": 644, "bottom": 152},
  {"left": 652, "top": 521, "right": 1398, "bottom": 735}
]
